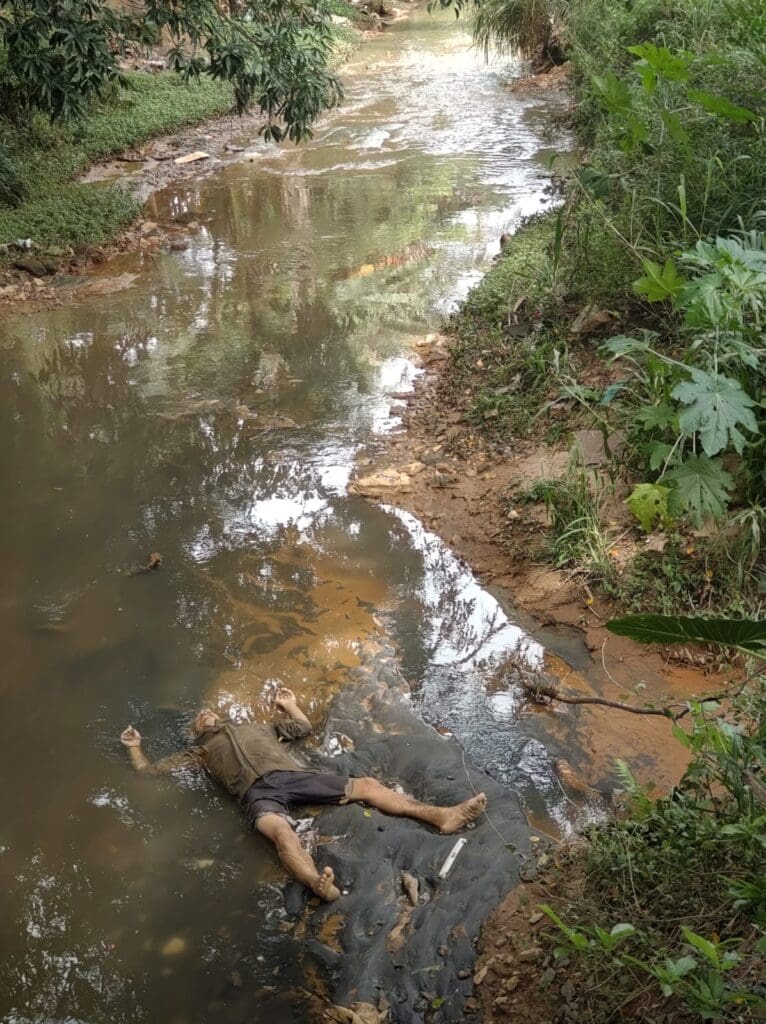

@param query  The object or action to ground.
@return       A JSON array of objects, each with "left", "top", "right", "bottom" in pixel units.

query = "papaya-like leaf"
[
  {"left": 634, "top": 259, "right": 684, "bottom": 302},
  {"left": 672, "top": 368, "right": 758, "bottom": 455},
  {"left": 627, "top": 43, "right": 691, "bottom": 83},
  {"left": 687, "top": 89, "right": 756, "bottom": 123},
  {"left": 626, "top": 483, "right": 671, "bottom": 533},
  {"left": 662, "top": 454, "right": 733, "bottom": 524}
]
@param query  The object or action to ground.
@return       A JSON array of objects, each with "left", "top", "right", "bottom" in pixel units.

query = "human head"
[{"left": 192, "top": 708, "right": 221, "bottom": 736}]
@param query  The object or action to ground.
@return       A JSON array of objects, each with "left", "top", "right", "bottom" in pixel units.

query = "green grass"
[
  {"left": 0, "top": 73, "right": 235, "bottom": 249},
  {"left": 328, "top": 0, "right": 372, "bottom": 21},
  {"left": 0, "top": 12, "right": 363, "bottom": 251},
  {"left": 444, "top": 213, "right": 569, "bottom": 433}
]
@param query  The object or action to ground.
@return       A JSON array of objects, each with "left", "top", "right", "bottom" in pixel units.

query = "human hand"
[
  {"left": 274, "top": 687, "right": 298, "bottom": 712},
  {"left": 120, "top": 725, "right": 142, "bottom": 748}
]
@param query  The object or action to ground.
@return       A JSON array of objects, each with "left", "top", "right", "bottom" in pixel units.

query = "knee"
[{"left": 256, "top": 813, "right": 294, "bottom": 844}]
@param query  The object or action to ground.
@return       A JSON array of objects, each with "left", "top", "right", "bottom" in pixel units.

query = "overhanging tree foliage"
[
  {"left": 429, "top": 0, "right": 566, "bottom": 64},
  {"left": 0, "top": 0, "right": 343, "bottom": 140}
]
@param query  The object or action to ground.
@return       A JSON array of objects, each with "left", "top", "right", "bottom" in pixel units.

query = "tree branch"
[
  {"left": 520, "top": 679, "right": 683, "bottom": 718},
  {"left": 519, "top": 674, "right": 759, "bottom": 722}
]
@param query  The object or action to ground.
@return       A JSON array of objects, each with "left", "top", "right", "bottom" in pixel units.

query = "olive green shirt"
[{"left": 148, "top": 717, "right": 313, "bottom": 799}]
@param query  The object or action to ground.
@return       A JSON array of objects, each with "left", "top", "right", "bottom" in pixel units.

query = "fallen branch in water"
[
  {"left": 521, "top": 678, "right": 685, "bottom": 718},
  {"left": 519, "top": 674, "right": 758, "bottom": 722}
]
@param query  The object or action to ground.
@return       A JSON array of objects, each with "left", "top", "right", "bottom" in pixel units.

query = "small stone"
[
  {"left": 504, "top": 973, "right": 520, "bottom": 992},
  {"left": 457, "top": 970, "right": 470, "bottom": 980},
  {"left": 494, "top": 995, "right": 509, "bottom": 1009},
  {"left": 140, "top": 221, "right": 159, "bottom": 236},
  {"left": 437, "top": 945, "right": 449, "bottom": 956},
  {"left": 464, "top": 997, "right": 480, "bottom": 1014},
  {"left": 494, "top": 935, "right": 508, "bottom": 948},
  {"left": 39, "top": 256, "right": 61, "bottom": 274},
  {"left": 528, "top": 911, "right": 544, "bottom": 925},
  {"left": 13, "top": 255, "right": 47, "bottom": 277},
  {"left": 473, "top": 965, "right": 489, "bottom": 985},
  {"left": 560, "top": 980, "right": 576, "bottom": 1002},
  {"left": 518, "top": 946, "right": 542, "bottom": 962},
  {"left": 161, "top": 936, "right": 186, "bottom": 956},
  {"left": 229, "top": 970, "right": 243, "bottom": 988}
]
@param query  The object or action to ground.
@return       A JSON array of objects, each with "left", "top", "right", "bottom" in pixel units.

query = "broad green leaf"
[
  {"left": 662, "top": 454, "right": 733, "bottom": 524},
  {"left": 599, "top": 381, "right": 627, "bottom": 405},
  {"left": 682, "top": 928, "right": 719, "bottom": 967},
  {"left": 607, "top": 614, "right": 766, "bottom": 652},
  {"left": 610, "top": 923, "right": 636, "bottom": 940},
  {"left": 672, "top": 955, "right": 698, "bottom": 977},
  {"left": 671, "top": 722, "right": 691, "bottom": 748},
  {"left": 687, "top": 89, "right": 757, "bottom": 123},
  {"left": 626, "top": 483, "right": 671, "bottom": 533},
  {"left": 591, "top": 71, "right": 632, "bottom": 114},
  {"left": 578, "top": 168, "right": 611, "bottom": 199},
  {"left": 649, "top": 442, "right": 673, "bottom": 472},
  {"left": 431, "top": 997, "right": 446, "bottom": 1009},
  {"left": 634, "top": 259, "right": 684, "bottom": 302},
  {"left": 672, "top": 368, "right": 758, "bottom": 455},
  {"left": 627, "top": 43, "right": 691, "bottom": 83},
  {"left": 635, "top": 402, "right": 677, "bottom": 431},
  {"left": 679, "top": 274, "right": 726, "bottom": 327},
  {"left": 660, "top": 109, "right": 689, "bottom": 147},
  {"left": 601, "top": 334, "right": 652, "bottom": 359}
]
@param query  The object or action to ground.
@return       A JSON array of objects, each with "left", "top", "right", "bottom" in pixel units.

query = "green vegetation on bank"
[
  {"left": 0, "top": 74, "right": 234, "bottom": 248},
  {"left": 536, "top": 614, "right": 766, "bottom": 1023},
  {"left": 441, "top": 4, "right": 766, "bottom": 1019},
  {"left": 0, "top": 10, "right": 366, "bottom": 253},
  {"left": 445, "top": 0, "right": 766, "bottom": 617}
]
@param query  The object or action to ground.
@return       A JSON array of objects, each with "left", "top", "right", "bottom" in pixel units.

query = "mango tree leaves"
[
  {"left": 607, "top": 614, "right": 766, "bottom": 652},
  {"left": 0, "top": 0, "right": 342, "bottom": 138},
  {"left": 672, "top": 368, "right": 758, "bottom": 455},
  {"left": 661, "top": 454, "right": 733, "bottom": 524},
  {"left": 626, "top": 483, "right": 672, "bottom": 532}
]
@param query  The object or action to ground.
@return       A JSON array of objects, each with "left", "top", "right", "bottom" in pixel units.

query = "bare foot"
[
  {"left": 312, "top": 866, "right": 340, "bottom": 903},
  {"left": 438, "top": 793, "right": 487, "bottom": 834}
]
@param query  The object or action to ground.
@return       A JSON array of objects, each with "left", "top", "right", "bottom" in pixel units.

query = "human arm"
[
  {"left": 273, "top": 688, "right": 312, "bottom": 740},
  {"left": 119, "top": 726, "right": 202, "bottom": 774}
]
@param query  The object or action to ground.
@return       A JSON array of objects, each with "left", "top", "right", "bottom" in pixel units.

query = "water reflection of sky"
[{"left": 0, "top": 8, "right": 580, "bottom": 1023}]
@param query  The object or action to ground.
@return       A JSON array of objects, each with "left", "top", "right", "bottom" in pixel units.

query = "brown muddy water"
[{"left": 0, "top": 8, "right": 578, "bottom": 1022}]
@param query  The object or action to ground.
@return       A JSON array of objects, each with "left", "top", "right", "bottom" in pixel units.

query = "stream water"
[{"left": 0, "top": 8, "right": 578, "bottom": 1022}]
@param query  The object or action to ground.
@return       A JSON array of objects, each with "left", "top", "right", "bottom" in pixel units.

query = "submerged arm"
[
  {"left": 120, "top": 726, "right": 202, "bottom": 774},
  {"left": 274, "top": 687, "right": 312, "bottom": 739}
]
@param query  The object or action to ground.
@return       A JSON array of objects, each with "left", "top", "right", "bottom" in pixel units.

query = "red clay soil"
[{"left": 350, "top": 333, "right": 730, "bottom": 794}]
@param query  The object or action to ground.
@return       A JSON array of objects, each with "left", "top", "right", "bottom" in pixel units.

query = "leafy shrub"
[
  {"left": 0, "top": 144, "right": 26, "bottom": 206},
  {"left": 537, "top": 615, "right": 766, "bottom": 1023},
  {"left": 0, "top": 0, "right": 342, "bottom": 141}
]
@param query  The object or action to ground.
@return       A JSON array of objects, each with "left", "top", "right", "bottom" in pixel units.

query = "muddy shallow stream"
[{"left": 0, "top": 8, "right": 583, "bottom": 1022}]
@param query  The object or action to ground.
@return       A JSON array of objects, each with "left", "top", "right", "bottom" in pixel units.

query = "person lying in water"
[{"left": 120, "top": 687, "right": 486, "bottom": 903}]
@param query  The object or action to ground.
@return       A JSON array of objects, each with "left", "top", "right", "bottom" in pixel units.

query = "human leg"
[
  {"left": 348, "top": 777, "right": 486, "bottom": 834},
  {"left": 255, "top": 812, "right": 339, "bottom": 902}
]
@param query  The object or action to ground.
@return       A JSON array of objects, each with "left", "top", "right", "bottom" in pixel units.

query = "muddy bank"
[{"left": 349, "top": 334, "right": 726, "bottom": 792}]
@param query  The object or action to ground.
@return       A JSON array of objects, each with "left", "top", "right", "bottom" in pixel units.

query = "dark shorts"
[{"left": 242, "top": 770, "right": 353, "bottom": 827}]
